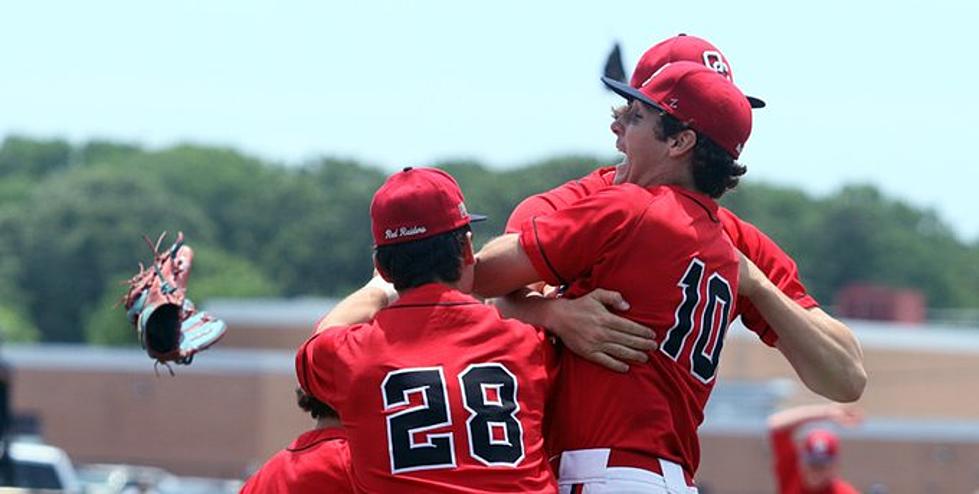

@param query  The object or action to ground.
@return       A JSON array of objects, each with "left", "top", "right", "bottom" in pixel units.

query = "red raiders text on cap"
[{"left": 370, "top": 167, "right": 486, "bottom": 247}]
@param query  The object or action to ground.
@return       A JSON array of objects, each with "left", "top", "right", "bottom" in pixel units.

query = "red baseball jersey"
[
  {"left": 771, "top": 428, "right": 859, "bottom": 494},
  {"left": 240, "top": 426, "right": 354, "bottom": 494},
  {"left": 505, "top": 165, "right": 818, "bottom": 347},
  {"left": 518, "top": 183, "right": 738, "bottom": 479},
  {"left": 296, "top": 283, "right": 558, "bottom": 494}
]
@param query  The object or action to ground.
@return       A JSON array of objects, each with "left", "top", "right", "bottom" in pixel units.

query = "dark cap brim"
[
  {"left": 803, "top": 453, "right": 836, "bottom": 467},
  {"left": 469, "top": 214, "right": 488, "bottom": 223},
  {"left": 601, "top": 76, "right": 667, "bottom": 113},
  {"left": 747, "top": 96, "right": 766, "bottom": 109}
]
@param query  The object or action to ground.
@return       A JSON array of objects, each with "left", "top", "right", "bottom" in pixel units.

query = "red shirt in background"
[
  {"left": 240, "top": 426, "right": 354, "bottom": 494},
  {"left": 770, "top": 427, "right": 859, "bottom": 494}
]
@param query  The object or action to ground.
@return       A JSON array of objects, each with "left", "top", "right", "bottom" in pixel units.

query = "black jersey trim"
[
  {"left": 676, "top": 190, "right": 719, "bottom": 223},
  {"left": 384, "top": 301, "right": 481, "bottom": 310},
  {"left": 532, "top": 217, "right": 568, "bottom": 286}
]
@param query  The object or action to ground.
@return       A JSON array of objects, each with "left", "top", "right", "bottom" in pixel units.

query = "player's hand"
[
  {"left": 830, "top": 405, "right": 864, "bottom": 427},
  {"left": 545, "top": 289, "right": 657, "bottom": 373}
]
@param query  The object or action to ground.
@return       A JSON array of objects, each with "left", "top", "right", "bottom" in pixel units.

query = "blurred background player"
[
  {"left": 240, "top": 388, "right": 353, "bottom": 493},
  {"left": 768, "top": 404, "right": 862, "bottom": 494},
  {"left": 499, "top": 33, "right": 866, "bottom": 401},
  {"left": 296, "top": 167, "right": 557, "bottom": 493},
  {"left": 476, "top": 61, "right": 754, "bottom": 493}
]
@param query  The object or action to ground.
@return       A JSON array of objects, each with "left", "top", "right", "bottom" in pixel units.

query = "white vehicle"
[{"left": 0, "top": 441, "right": 82, "bottom": 493}]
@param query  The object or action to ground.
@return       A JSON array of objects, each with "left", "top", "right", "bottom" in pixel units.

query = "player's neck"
[
  {"left": 396, "top": 279, "right": 465, "bottom": 297},
  {"left": 627, "top": 159, "right": 695, "bottom": 191},
  {"left": 316, "top": 416, "right": 341, "bottom": 429}
]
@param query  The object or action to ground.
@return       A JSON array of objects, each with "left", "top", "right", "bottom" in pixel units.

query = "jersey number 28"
[
  {"left": 381, "top": 364, "right": 524, "bottom": 474},
  {"left": 659, "top": 258, "right": 734, "bottom": 383}
]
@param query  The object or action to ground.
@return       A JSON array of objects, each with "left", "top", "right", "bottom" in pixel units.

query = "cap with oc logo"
[
  {"left": 603, "top": 61, "right": 752, "bottom": 159},
  {"left": 371, "top": 167, "right": 486, "bottom": 247},
  {"left": 630, "top": 34, "right": 766, "bottom": 109}
]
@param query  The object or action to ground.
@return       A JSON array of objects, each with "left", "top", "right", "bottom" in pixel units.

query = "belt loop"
[{"left": 658, "top": 458, "right": 687, "bottom": 493}]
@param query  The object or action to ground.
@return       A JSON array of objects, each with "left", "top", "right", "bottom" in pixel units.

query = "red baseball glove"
[{"left": 122, "top": 232, "right": 226, "bottom": 372}]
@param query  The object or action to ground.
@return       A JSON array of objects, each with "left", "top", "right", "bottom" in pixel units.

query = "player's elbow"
[
  {"left": 818, "top": 363, "right": 867, "bottom": 403},
  {"left": 839, "top": 364, "right": 868, "bottom": 403}
]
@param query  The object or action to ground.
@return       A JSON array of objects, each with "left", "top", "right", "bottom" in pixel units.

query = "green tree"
[
  {"left": 0, "top": 136, "right": 72, "bottom": 178},
  {"left": 18, "top": 165, "right": 215, "bottom": 342},
  {"left": 85, "top": 246, "right": 281, "bottom": 346},
  {"left": 0, "top": 305, "right": 40, "bottom": 342}
]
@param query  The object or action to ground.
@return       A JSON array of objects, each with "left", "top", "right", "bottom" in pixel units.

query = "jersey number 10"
[
  {"left": 381, "top": 363, "right": 525, "bottom": 474},
  {"left": 659, "top": 258, "right": 734, "bottom": 383}
]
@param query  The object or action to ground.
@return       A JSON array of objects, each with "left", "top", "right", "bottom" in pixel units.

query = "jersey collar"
[
  {"left": 669, "top": 185, "right": 720, "bottom": 223},
  {"left": 287, "top": 426, "right": 347, "bottom": 452},
  {"left": 386, "top": 283, "right": 481, "bottom": 309}
]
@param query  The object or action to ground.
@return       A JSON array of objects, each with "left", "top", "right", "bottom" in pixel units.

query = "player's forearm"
[
  {"left": 315, "top": 279, "right": 392, "bottom": 333},
  {"left": 767, "top": 404, "right": 841, "bottom": 431},
  {"left": 473, "top": 234, "right": 540, "bottom": 298},
  {"left": 492, "top": 289, "right": 552, "bottom": 327},
  {"left": 751, "top": 282, "right": 867, "bottom": 402}
]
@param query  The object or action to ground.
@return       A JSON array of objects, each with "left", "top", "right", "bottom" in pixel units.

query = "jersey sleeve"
[
  {"left": 770, "top": 426, "right": 802, "bottom": 493},
  {"left": 719, "top": 208, "right": 819, "bottom": 347},
  {"left": 518, "top": 185, "right": 645, "bottom": 287},
  {"left": 295, "top": 329, "right": 346, "bottom": 409},
  {"left": 504, "top": 167, "right": 617, "bottom": 233}
]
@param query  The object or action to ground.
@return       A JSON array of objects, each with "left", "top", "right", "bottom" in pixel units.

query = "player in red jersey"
[
  {"left": 768, "top": 404, "right": 862, "bottom": 494},
  {"left": 502, "top": 34, "right": 866, "bottom": 402},
  {"left": 296, "top": 167, "right": 557, "bottom": 493},
  {"left": 477, "top": 61, "right": 754, "bottom": 493},
  {"left": 240, "top": 389, "right": 354, "bottom": 494}
]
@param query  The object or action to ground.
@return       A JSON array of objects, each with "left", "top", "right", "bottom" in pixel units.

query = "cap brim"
[
  {"left": 803, "top": 453, "right": 836, "bottom": 467},
  {"left": 747, "top": 95, "right": 766, "bottom": 109},
  {"left": 469, "top": 214, "right": 488, "bottom": 223},
  {"left": 601, "top": 76, "right": 667, "bottom": 113}
]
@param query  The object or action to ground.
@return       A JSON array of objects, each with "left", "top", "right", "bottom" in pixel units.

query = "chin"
[{"left": 614, "top": 159, "right": 630, "bottom": 184}]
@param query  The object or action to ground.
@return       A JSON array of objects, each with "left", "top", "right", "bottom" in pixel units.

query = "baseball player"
[
  {"left": 476, "top": 61, "right": 754, "bottom": 492},
  {"left": 500, "top": 34, "right": 866, "bottom": 401},
  {"left": 768, "top": 404, "right": 862, "bottom": 494},
  {"left": 240, "top": 389, "right": 354, "bottom": 493},
  {"left": 296, "top": 167, "right": 558, "bottom": 493}
]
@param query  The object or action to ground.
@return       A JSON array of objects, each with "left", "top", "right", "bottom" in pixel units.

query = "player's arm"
[
  {"left": 739, "top": 253, "right": 867, "bottom": 402},
  {"left": 768, "top": 403, "right": 863, "bottom": 432},
  {"left": 315, "top": 275, "right": 395, "bottom": 333},
  {"left": 492, "top": 286, "right": 657, "bottom": 372},
  {"left": 476, "top": 188, "right": 658, "bottom": 372}
]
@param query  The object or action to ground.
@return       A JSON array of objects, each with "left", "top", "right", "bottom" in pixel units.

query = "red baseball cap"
[
  {"left": 371, "top": 167, "right": 486, "bottom": 247},
  {"left": 803, "top": 429, "right": 840, "bottom": 466},
  {"left": 602, "top": 61, "right": 753, "bottom": 159},
  {"left": 631, "top": 34, "right": 766, "bottom": 109}
]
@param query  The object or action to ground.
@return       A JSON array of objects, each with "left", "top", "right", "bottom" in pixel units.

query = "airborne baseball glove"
[{"left": 122, "top": 232, "right": 226, "bottom": 372}]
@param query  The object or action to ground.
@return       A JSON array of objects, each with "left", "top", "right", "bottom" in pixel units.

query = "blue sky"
[{"left": 2, "top": 1, "right": 977, "bottom": 240}]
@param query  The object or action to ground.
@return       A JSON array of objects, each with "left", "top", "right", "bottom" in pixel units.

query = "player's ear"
[
  {"left": 461, "top": 231, "right": 476, "bottom": 266},
  {"left": 668, "top": 128, "right": 697, "bottom": 157},
  {"left": 372, "top": 252, "right": 393, "bottom": 282}
]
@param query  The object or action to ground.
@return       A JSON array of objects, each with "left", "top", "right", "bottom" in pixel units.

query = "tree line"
[{"left": 0, "top": 136, "right": 976, "bottom": 344}]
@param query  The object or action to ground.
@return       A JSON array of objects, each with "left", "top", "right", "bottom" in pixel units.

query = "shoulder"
[
  {"left": 592, "top": 182, "right": 660, "bottom": 207},
  {"left": 581, "top": 165, "right": 617, "bottom": 187},
  {"left": 717, "top": 206, "right": 753, "bottom": 240}
]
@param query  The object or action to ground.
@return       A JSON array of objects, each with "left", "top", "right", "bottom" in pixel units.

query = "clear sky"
[{"left": 2, "top": 1, "right": 977, "bottom": 240}]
